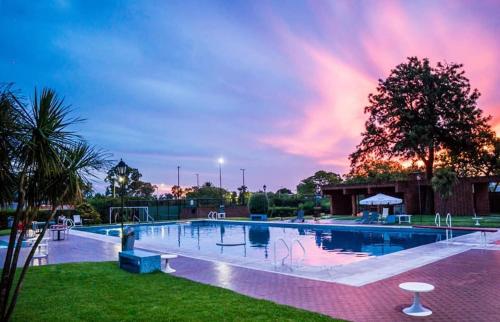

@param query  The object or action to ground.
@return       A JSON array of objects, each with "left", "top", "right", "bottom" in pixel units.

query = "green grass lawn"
[
  {"left": 330, "top": 214, "right": 500, "bottom": 228},
  {"left": 13, "top": 262, "right": 339, "bottom": 322},
  {"left": 0, "top": 229, "right": 10, "bottom": 236}
]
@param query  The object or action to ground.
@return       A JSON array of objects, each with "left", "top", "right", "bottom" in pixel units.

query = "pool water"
[
  {"left": 0, "top": 239, "right": 31, "bottom": 249},
  {"left": 79, "top": 221, "right": 470, "bottom": 267}
]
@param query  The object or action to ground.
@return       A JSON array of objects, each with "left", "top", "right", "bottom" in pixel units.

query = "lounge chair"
[
  {"left": 380, "top": 208, "right": 389, "bottom": 222},
  {"left": 368, "top": 212, "right": 380, "bottom": 224},
  {"left": 383, "top": 215, "right": 396, "bottom": 224},
  {"left": 356, "top": 211, "right": 370, "bottom": 224},
  {"left": 73, "top": 214, "right": 83, "bottom": 227},
  {"left": 291, "top": 209, "right": 305, "bottom": 223}
]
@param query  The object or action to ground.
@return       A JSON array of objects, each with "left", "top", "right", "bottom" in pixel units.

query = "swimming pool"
[{"left": 78, "top": 220, "right": 471, "bottom": 268}]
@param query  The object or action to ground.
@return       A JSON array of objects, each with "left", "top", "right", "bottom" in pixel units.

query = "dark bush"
[
  {"left": 75, "top": 202, "right": 101, "bottom": 224},
  {"left": 248, "top": 193, "right": 269, "bottom": 214},
  {"left": 302, "top": 201, "right": 316, "bottom": 216},
  {"left": 269, "top": 207, "right": 296, "bottom": 218}
]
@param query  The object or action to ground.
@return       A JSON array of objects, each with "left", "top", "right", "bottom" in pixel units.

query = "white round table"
[
  {"left": 399, "top": 282, "right": 434, "bottom": 317},
  {"left": 473, "top": 217, "right": 483, "bottom": 226},
  {"left": 161, "top": 254, "right": 178, "bottom": 273}
]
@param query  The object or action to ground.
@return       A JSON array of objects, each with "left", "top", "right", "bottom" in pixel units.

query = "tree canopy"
[
  {"left": 276, "top": 187, "right": 292, "bottom": 194},
  {"left": 104, "top": 163, "right": 156, "bottom": 198},
  {"left": 350, "top": 57, "right": 496, "bottom": 180},
  {"left": 297, "top": 170, "right": 342, "bottom": 194},
  {"left": 344, "top": 159, "right": 412, "bottom": 184},
  {"left": 185, "top": 182, "right": 229, "bottom": 199}
]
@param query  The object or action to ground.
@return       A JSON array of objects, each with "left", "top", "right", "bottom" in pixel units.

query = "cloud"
[{"left": 259, "top": 0, "right": 500, "bottom": 172}]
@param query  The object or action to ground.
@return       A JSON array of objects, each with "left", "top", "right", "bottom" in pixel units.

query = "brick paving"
[
  {"left": 1, "top": 234, "right": 499, "bottom": 321},
  {"left": 171, "top": 249, "right": 500, "bottom": 322}
]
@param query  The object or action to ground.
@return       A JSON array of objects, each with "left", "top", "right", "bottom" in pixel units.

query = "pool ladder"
[
  {"left": 435, "top": 213, "right": 453, "bottom": 240},
  {"left": 273, "top": 238, "right": 306, "bottom": 268}
]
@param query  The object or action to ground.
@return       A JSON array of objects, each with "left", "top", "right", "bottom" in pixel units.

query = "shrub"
[
  {"left": 75, "top": 202, "right": 101, "bottom": 224},
  {"left": 248, "top": 193, "right": 269, "bottom": 214},
  {"left": 269, "top": 207, "right": 296, "bottom": 218},
  {"left": 302, "top": 200, "right": 316, "bottom": 216}
]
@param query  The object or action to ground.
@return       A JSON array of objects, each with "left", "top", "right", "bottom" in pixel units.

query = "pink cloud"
[
  {"left": 259, "top": 23, "right": 375, "bottom": 170},
  {"left": 261, "top": 1, "right": 500, "bottom": 170}
]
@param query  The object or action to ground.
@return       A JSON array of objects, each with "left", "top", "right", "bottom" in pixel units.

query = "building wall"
[
  {"left": 474, "top": 183, "right": 490, "bottom": 215},
  {"left": 327, "top": 192, "right": 352, "bottom": 215},
  {"left": 490, "top": 192, "right": 500, "bottom": 213},
  {"left": 433, "top": 181, "right": 491, "bottom": 216}
]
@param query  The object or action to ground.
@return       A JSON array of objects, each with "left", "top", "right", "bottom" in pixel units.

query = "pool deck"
[
  {"left": 1, "top": 226, "right": 500, "bottom": 322},
  {"left": 71, "top": 221, "right": 500, "bottom": 286}
]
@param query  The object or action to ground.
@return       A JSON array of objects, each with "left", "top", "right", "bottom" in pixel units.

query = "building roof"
[{"left": 322, "top": 175, "right": 500, "bottom": 192}]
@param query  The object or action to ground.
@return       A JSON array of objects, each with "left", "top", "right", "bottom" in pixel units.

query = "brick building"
[{"left": 322, "top": 174, "right": 500, "bottom": 216}]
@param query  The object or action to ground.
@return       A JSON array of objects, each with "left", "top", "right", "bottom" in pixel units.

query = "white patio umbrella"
[{"left": 359, "top": 193, "right": 402, "bottom": 206}]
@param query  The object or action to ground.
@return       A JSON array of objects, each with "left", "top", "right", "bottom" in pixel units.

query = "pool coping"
[{"left": 70, "top": 220, "right": 500, "bottom": 286}]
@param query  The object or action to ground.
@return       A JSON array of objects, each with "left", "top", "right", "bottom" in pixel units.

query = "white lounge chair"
[
  {"left": 382, "top": 208, "right": 389, "bottom": 221},
  {"left": 73, "top": 214, "right": 83, "bottom": 227}
]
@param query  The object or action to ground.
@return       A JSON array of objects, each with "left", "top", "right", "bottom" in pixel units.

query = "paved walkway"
[{"left": 1, "top": 233, "right": 499, "bottom": 321}]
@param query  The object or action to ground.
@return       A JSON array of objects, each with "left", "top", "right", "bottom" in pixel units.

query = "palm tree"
[
  {"left": 431, "top": 168, "right": 459, "bottom": 215},
  {"left": 0, "top": 87, "right": 108, "bottom": 321}
]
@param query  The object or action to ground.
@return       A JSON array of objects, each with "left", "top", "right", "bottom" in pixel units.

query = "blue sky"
[{"left": 1, "top": 0, "right": 499, "bottom": 194}]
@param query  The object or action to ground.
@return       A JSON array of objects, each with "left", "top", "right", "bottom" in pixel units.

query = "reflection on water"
[{"left": 86, "top": 222, "right": 469, "bottom": 267}]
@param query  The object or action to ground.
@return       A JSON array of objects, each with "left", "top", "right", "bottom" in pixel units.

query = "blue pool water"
[
  {"left": 0, "top": 239, "right": 31, "bottom": 249},
  {"left": 78, "top": 221, "right": 471, "bottom": 267}
]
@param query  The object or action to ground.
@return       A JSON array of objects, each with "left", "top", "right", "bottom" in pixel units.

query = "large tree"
[
  {"left": 350, "top": 57, "right": 496, "bottom": 211},
  {"left": 105, "top": 163, "right": 156, "bottom": 198},
  {"left": 186, "top": 182, "right": 229, "bottom": 200},
  {"left": 431, "top": 168, "right": 458, "bottom": 214},
  {"left": 0, "top": 86, "right": 107, "bottom": 321},
  {"left": 297, "top": 170, "right": 342, "bottom": 195}
]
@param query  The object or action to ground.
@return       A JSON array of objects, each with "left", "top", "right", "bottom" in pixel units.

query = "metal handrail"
[
  {"left": 273, "top": 238, "right": 290, "bottom": 267},
  {"left": 445, "top": 213, "right": 453, "bottom": 240},
  {"left": 435, "top": 213, "right": 441, "bottom": 227},
  {"left": 208, "top": 211, "right": 217, "bottom": 220},
  {"left": 445, "top": 213, "right": 452, "bottom": 227},
  {"left": 290, "top": 239, "right": 306, "bottom": 266}
]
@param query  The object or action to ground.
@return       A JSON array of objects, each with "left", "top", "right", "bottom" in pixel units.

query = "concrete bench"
[
  {"left": 250, "top": 214, "right": 268, "bottom": 221},
  {"left": 119, "top": 249, "right": 161, "bottom": 274}
]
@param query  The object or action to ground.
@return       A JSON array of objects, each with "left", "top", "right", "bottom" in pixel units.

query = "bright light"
[
  {"left": 218, "top": 157, "right": 225, "bottom": 164},
  {"left": 118, "top": 176, "right": 125, "bottom": 183}
]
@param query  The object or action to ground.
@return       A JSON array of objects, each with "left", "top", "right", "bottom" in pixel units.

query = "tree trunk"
[
  {"left": 0, "top": 174, "right": 26, "bottom": 318},
  {"left": 4, "top": 207, "right": 58, "bottom": 321}
]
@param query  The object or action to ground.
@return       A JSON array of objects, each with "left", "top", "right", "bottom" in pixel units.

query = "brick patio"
[{"left": 1, "top": 234, "right": 499, "bottom": 321}]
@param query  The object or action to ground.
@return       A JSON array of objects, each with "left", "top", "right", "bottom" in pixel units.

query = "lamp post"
[
  {"left": 116, "top": 159, "right": 127, "bottom": 250},
  {"left": 176, "top": 166, "right": 180, "bottom": 199},
  {"left": 315, "top": 184, "right": 322, "bottom": 207},
  {"left": 416, "top": 173, "right": 422, "bottom": 223},
  {"left": 240, "top": 168, "right": 246, "bottom": 205},
  {"left": 218, "top": 158, "right": 224, "bottom": 203},
  {"left": 195, "top": 173, "right": 199, "bottom": 188},
  {"left": 263, "top": 185, "right": 267, "bottom": 194}
]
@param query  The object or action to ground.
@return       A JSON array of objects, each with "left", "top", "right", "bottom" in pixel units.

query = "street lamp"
[
  {"left": 116, "top": 159, "right": 127, "bottom": 250},
  {"left": 240, "top": 168, "right": 246, "bottom": 205},
  {"left": 263, "top": 185, "right": 267, "bottom": 193},
  {"left": 416, "top": 173, "right": 422, "bottom": 223},
  {"left": 218, "top": 157, "right": 224, "bottom": 203},
  {"left": 315, "top": 184, "right": 322, "bottom": 207}
]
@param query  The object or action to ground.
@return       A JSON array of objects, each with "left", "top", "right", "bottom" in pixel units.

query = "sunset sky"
[{"left": 1, "top": 0, "right": 499, "bottom": 193}]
